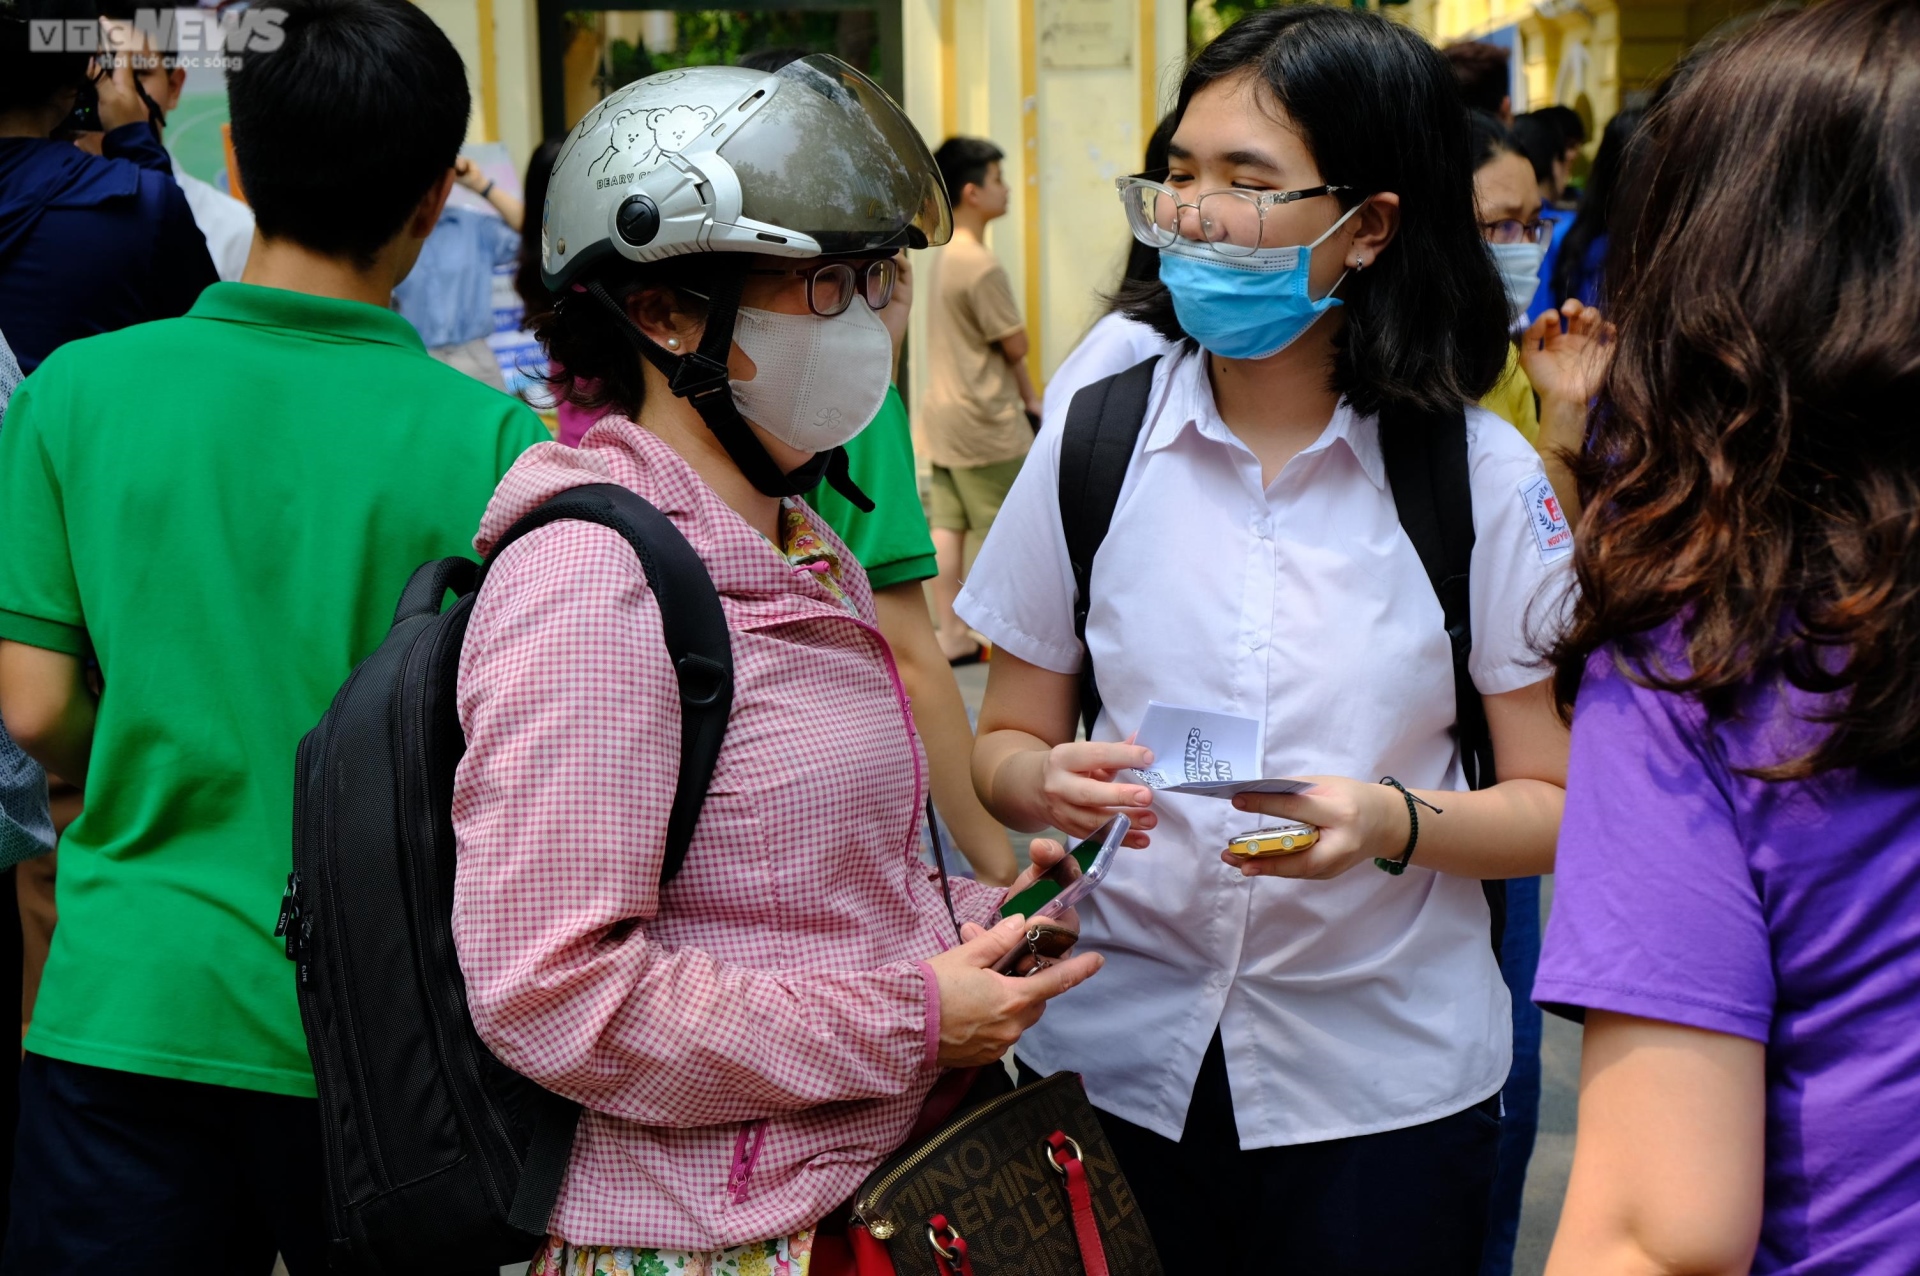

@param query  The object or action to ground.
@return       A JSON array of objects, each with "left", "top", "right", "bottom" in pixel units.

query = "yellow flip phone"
[{"left": 1227, "top": 822, "right": 1320, "bottom": 857}]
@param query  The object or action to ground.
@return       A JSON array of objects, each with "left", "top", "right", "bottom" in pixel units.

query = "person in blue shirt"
[
  {"left": 391, "top": 156, "right": 523, "bottom": 387},
  {"left": 0, "top": 330, "right": 50, "bottom": 873},
  {"left": 1511, "top": 111, "right": 1579, "bottom": 326},
  {"left": 0, "top": 327, "right": 52, "bottom": 1244},
  {"left": 1545, "top": 108, "right": 1645, "bottom": 315},
  {"left": 0, "top": 0, "right": 217, "bottom": 371}
]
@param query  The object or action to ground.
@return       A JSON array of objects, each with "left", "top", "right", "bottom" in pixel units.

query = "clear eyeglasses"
[{"left": 1115, "top": 175, "right": 1352, "bottom": 257}]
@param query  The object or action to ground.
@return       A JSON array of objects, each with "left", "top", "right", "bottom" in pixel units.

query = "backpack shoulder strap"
[
  {"left": 1378, "top": 405, "right": 1506, "bottom": 953},
  {"left": 482, "top": 483, "right": 734, "bottom": 887},
  {"left": 1058, "top": 355, "right": 1161, "bottom": 736},
  {"left": 1378, "top": 404, "right": 1493, "bottom": 792}
]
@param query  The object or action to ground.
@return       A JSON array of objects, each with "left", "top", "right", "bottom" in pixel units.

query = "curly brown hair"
[
  {"left": 1551, "top": 0, "right": 1920, "bottom": 780},
  {"left": 530, "top": 256, "right": 715, "bottom": 421}
]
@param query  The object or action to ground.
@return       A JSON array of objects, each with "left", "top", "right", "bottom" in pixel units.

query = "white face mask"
[
  {"left": 1489, "top": 240, "right": 1546, "bottom": 326},
  {"left": 728, "top": 300, "right": 893, "bottom": 454}
]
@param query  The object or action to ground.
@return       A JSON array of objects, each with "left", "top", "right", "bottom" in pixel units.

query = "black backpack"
[
  {"left": 280, "top": 483, "right": 735, "bottom": 1273},
  {"left": 1058, "top": 357, "right": 1504, "bottom": 949}
]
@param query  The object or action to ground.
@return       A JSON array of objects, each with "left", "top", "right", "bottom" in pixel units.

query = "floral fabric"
[
  {"left": 529, "top": 1229, "right": 813, "bottom": 1276},
  {"left": 780, "top": 499, "right": 857, "bottom": 615}
]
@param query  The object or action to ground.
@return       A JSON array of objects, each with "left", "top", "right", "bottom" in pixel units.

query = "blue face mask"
[
  {"left": 1156, "top": 201, "right": 1364, "bottom": 361},
  {"left": 1489, "top": 240, "right": 1546, "bottom": 327}
]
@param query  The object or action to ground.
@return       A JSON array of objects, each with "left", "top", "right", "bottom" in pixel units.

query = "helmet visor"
[{"left": 719, "top": 55, "right": 953, "bottom": 253}]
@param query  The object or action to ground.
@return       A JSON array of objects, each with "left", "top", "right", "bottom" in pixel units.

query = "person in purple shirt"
[{"left": 1536, "top": 2, "right": 1920, "bottom": 1273}]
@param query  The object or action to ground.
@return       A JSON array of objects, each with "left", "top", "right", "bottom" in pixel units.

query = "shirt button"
[{"left": 1251, "top": 518, "right": 1272, "bottom": 538}]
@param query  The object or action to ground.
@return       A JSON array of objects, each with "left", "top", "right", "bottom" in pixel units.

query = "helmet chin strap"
[{"left": 585, "top": 264, "right": 873, "bottom": 512}]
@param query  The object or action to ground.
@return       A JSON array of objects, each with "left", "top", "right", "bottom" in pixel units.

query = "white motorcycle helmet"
[{"left": 543, "top": 57, "right": 951, "bottom": 504}]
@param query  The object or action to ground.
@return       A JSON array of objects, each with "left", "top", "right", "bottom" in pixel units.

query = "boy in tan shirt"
[{"left": 923, "top": 137, "right": 1040, "bottom": 662}]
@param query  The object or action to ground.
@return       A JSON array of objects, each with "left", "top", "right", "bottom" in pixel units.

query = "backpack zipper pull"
[
  {"left": 276, "top": 872, "right": 301, "bottom": 958},
  {"left": 296, "top": 914, "right": 314, "bottom": 985}
]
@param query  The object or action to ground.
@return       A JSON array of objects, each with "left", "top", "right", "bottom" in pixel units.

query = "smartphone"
[
  {"left": 1003, "top": 813, "right": 1130, "bottom": 921},
  {"left": 1227, "top": 821, "right": 1319, "bottom": 858},
  {"left": 994, "top": 815, "right": 1129, "bottom": 977},
  {"left": 64, "top": 76, "right": 103, "bottom": 134}
]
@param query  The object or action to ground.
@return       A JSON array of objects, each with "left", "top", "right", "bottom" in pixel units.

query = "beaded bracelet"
[{"left": 1374, "top": 776, "right": 1445, "bottom": 875}]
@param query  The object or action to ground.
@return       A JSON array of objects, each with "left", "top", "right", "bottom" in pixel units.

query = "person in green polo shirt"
[
  {"left": 806, "top": 251, "right": 1017, "bottom": 886},
  {"left": 0, "top": 0, "right": 545, "bottom": 1267}
]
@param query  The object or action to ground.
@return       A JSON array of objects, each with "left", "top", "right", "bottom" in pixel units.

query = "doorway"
[{"left": 536, "top": 0, "right": 905, "bottom": 142}]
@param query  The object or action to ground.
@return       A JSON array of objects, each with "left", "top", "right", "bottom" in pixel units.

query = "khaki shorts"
[
  {"left": 428, "top": 336, "right": 508, "bottom": 391},
  {"left": 929, "top": 456, "right": 1025, "bottom": 535}
]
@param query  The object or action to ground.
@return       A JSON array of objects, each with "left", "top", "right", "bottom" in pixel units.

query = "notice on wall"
[{"left": 1039, "top": 0, "right": 1132, "bottom": 69}]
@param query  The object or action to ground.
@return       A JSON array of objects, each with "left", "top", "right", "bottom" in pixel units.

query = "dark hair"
[
  {"left": 1468, "top": 109, "right": 1524, "bottom": 174},
  {"left": 1508, "top": 113, "right": 1560, "bottom": 186},
  {"left": 1531, "top": 104, "right": 1586, "bottom": 150},
  {"left": 1, "top": 0, "right": 96, "bottom": 113},
  {"left": 736, "top": 45, "right": 811, "bottom": 73},
  {"left": 1109, "top": 111, "right": 1178, "bottom": 303},
  {"left": 1443, "top": 40, "right": 1509, "bottom": 116},
  {"left": 1117, "top": 7, "right": 1510, "bottom": 419},
  {"left": 228, "top": 0, "right": 469, "bottom": 267},
  {"left": 1548, "top": 107, "right": 1642, "bottom": 307},
  {"left": 933, "top": 136, "right": 1004, "bottom": 207},
  {"left": 1551, "top": 0, "right": 1920, "bottom": 780},
  {"left": 533, "top": 257, "right": 714, "bottom": 420},
  {"left": 515, "top": 137, "right": 563, "bottom": 316}
]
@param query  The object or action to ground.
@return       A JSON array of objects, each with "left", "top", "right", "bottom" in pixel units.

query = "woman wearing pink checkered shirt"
[{"left": 449, "top": 61, "right": 1105, "bottom": 1275}]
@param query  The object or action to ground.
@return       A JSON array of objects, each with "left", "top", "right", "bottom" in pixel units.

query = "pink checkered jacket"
[{"left": 450, "top": 419, "right": 1003, "bottom": 1249}]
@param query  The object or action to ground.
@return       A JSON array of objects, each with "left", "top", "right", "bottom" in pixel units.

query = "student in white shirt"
[
  {"left": 962, "top": 9, "right": 1573, "bottom": 1272},
  {"left": 105, "top": 22, "right": 257, "bottom": 281}
]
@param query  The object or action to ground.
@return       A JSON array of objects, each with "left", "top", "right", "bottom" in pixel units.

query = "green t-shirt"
[
  {"left": 0, "top": 283, "right": 546, "bottom": 1096},
  {"left": 807, "top": 385, "right": 937, "bottom": 590}
]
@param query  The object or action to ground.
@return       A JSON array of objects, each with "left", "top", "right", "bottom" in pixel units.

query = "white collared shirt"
[
  {"left": 958, "top": 348, "right": 1573, "bottom": 1145},
  {"left": 1038, "top": 312, "right": 1173, "bottom": 438},
  {"left": 172, "top": 162, "right": 254, "bottom": 283}
]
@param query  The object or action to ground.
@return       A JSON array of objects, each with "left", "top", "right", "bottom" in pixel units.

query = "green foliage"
[
  {"left": 604, "top": 36, "right": 654, "bottom": 91},
  {"left": 653, "top": 11, "right": 835, "bottom": 70},
  {"left": 573, "top": 10, "right": 882, "bottom": 98},
  {"left": 1191, "top": 0, "right": 1377, "bottom": 52}
]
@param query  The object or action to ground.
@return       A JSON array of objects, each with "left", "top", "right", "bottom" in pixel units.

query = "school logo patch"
[{"left": 1518, "top": 474, "right": 1573, "bottom": 562}]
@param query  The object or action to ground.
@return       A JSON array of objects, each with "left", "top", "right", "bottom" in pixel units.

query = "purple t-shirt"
[{"left": 1537, "top": 638, "right": 1920, "bottom": 1275}]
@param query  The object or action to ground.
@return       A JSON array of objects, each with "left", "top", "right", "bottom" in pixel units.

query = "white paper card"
[{"left": 1124, "top": 702, "right": 1314, "bottom": 798}]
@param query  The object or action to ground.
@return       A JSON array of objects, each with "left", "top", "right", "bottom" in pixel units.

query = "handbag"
[{"left": 843, "top": 1070, "right": 1162, "bottom": 1276}]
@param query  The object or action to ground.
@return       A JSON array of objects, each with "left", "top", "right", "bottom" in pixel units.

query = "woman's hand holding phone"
[
  {"left": 1225, "top": 777, "right": 1411, "bottom": 879},
  {"left": 1021, "top": 741, "right": 1157, "bottom": 846},
  {"left": 924, "top": 839, "right": 1102, "bottom": 1067}
]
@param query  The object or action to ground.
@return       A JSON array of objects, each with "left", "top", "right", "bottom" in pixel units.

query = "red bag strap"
[
  {"left": 1048, "top": 1131, "right": 1111, "bottom": 1276},
  {"left": 845, "top": 1225, "right": 894, "bottom": 1276},
  {"left": 927, "top": 1214, "right": 978, "bottom": 1276},
  {"left": 904, "top": 1067, "right": 980, "bottom": 1145}
]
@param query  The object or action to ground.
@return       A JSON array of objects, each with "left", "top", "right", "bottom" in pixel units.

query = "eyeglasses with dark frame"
[
  {"left": 745, "top": 257, "right": 897, "bottom": 317},
  {"left": 1479, "top": 219, "right": 1551, "bottom": 246}
]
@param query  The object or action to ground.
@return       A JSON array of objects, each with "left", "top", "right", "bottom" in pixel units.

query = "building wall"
[
  {"left": 904, "top": 0, "right": 1188, "bottom": 410},
  {"left": 1402, "top": 0, "right": 1772, "bottom": 152}
]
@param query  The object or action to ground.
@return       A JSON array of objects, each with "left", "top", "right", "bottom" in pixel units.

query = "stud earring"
[{"left": 666, "top": 337, "right": 680, "bottom": 349}]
